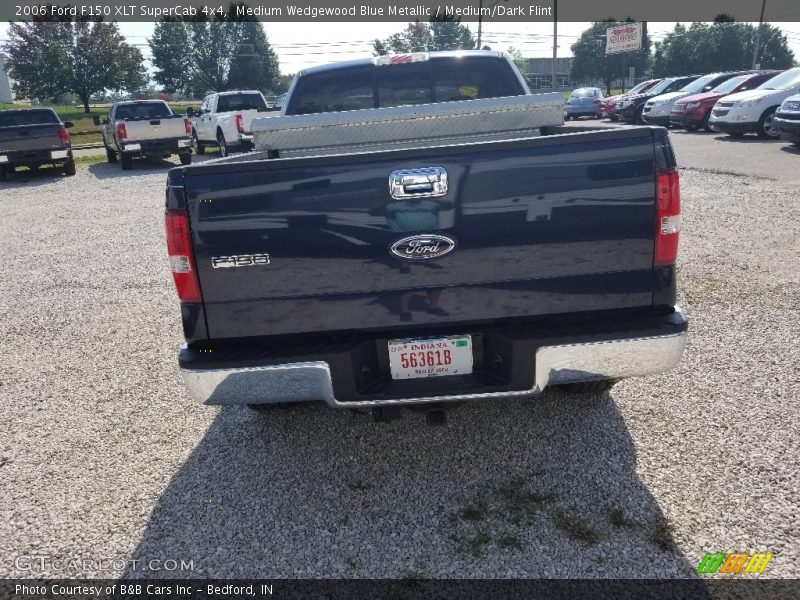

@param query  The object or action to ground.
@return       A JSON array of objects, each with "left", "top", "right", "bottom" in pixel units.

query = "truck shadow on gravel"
[
  {"left": 87, "top": 155, "right": 219, "bottom": 180},
  {"left": 123, "top": 390, "right": 709, "bottom": 583}
]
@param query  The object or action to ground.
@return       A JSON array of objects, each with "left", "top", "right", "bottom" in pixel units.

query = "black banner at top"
[{"left": 4, "top": 0, "right": 800, "bottom": 22}]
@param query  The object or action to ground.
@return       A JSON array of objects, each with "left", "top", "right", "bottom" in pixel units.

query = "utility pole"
[
  {"left": 752, "top": 0, "right": 767, "bottom": 69},
  {"left": 551, "top": 0, "right": 558, "bottom": 91},
  {"left": 477, "top": 0, "right": 483, "bottom": 48}
]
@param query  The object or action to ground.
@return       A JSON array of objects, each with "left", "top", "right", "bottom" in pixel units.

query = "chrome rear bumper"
[{"left": 180, "top": 330, "right": 687, "bottom": 408}]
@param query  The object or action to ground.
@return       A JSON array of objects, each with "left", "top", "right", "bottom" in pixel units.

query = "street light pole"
[
  {"left": 477, "top": 0, "right": 507, "bottom": 49},
  {"left": 477, "top": 0, "right": 484, "bottom": 48},
  {"left": 551, "top": 0, "right": 558, "bottom": 91},
  {"left": 751, "top": 0, "right": 767, "bottom": 69}
]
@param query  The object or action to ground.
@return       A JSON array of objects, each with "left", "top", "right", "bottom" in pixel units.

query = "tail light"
[
  {"left": 165, "top": 210, "right": 202, "bottom": 303},
  {"left": 117, "top": 122, "right": 127, "bottom": 140},
  {"left": 58, "top": 126, "right": 70, "bottom": 143},
  {"left": 184, "top": 117, "right": 192, "bottom": 135},
  {"left": 655, "top": 169, "right": 681, "bottom": 266},
  {"left": 235, "top": 113, "right": 244, "bottom": 134},
  {"left": 592, "top": 99, "right": 602, "bottom": 104}
]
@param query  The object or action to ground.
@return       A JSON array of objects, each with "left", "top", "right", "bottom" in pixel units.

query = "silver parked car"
[{"left": 564, "top": 87, "right": 605, "bottom": 120}]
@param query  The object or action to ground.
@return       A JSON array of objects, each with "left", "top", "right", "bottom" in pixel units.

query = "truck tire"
[
  {"left": 557, "top": 380, "right": 617, "bottom": 394},
  {"left": 179, "top": 152, "right": 192, "bottom": 165},
  {"left": 105, "top": 146, "right": 118, "bottom": 163},
  {"left": 120, "top": 153, "right": 133, "bottom": 170},
  {"left": 192, "top": 131, "right": 205, "bottom": 155},
  {"left": 217, "top": 131, "right": 229, "bottom": 157},
  {"left": 64, "top": 159, "right": 76, "bottom": 177},
  {"left": 757, "top": 107, "right": 779, "bottom": 139}
]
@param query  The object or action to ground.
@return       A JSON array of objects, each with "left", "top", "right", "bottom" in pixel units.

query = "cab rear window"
[
  {"left": 115, "top": 102, "right": 173, "bottom": 120},
  {"left": 290, "top": 56, "right": 525, "bottom": 115},
  {"left": 217, "top": 94, "right": 268, "bottom": 112},
  {"left": 0, "top": 109, "right": 59, "bottom": 127}
]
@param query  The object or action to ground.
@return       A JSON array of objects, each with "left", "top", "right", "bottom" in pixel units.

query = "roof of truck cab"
[
  {"left": 215, "top": 90, "right": 263, "bottom": 96},
  {"left": 114, "top": 99, "right": 168, "bottom": 105},
  {"left": 297, "top": 50, "right": 507, "bottom": 77}
]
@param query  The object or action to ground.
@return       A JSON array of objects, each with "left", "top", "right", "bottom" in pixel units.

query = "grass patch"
[
  {"left": 466, "top": 529, "right": 492, "bottom": 557},
  {"left": 460, "top": 499, "right": 489, "bottom": 522},
  {"left": 554, "top": 510, "right": 600, "bottom": 545},
  {"left": 609, "top": 507, "right": 630, "bottom": 527},
  {"left": 346, "top": 480, "right": 371, "bottom": 492},
  {"left": 497, "top": 534, "right": 524, "bottom": 551},
  {"left": 74, "top": 154, "right": 105, "bottom": 166},
  {"left": 496, "top": 478, "right": 553, "bottom": 525},
  {"left": 650, "top": 517, "right": 676, "bottom": 552}
]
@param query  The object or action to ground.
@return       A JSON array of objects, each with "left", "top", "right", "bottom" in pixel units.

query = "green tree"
[
  {"left": 570, "top": 20, "right": 650, "bottom": 94},
  {"left": 650, "top": 20, "right": 794, "bottom": 76},
  {"left": 227, "top": 20, "right": 279, "bottom": 92},
  {"left": 4, "top": 17, "right": 147, "bottom": 113},
  {"left": 149, "top": 19, "right": 190, "bottom": 94},
  {"left": 149, "top": 4, "right": 280, "bottom": 97},
  {"left": 429, "top": 15, "right": 475, "bottom": 51},
  {"left": 373, "top": 17, "right": 475, "bottom": 55},
  {"left": 507, "top": 47, "right": 530, "bottom": 84}
]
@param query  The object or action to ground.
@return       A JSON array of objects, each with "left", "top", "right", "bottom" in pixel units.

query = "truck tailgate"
[
  {"left": 0, "top": 124, "right": 63, "bottom": 152},
  {"left": 175, "top": 127, "right": 669, "bottom": 339},
  {"left": 123, "top": 117, "right": 186, "bottom": 141}
]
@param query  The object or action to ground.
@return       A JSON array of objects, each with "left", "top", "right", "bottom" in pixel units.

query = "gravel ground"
[{"left": 0, "top": 134, "right": 798, "bottom": 579}]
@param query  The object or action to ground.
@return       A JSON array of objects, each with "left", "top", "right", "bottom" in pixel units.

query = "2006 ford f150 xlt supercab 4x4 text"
[{"left": 164, "top": 51, "right": 688, "bottom": 421}]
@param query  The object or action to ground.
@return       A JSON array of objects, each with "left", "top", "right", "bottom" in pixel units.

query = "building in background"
[
  {"left": 526, "top": 57, "right": 571, "bottom": 90},
  {"left": 0, "top": 54, "right": 13, "bottom": 103}
]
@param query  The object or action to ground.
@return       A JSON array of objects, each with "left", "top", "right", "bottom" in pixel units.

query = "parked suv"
[
  {"left": 774, "top": 94, "right": 800, "bottom": 145},
  {"left": 670, "top": 71, "right": 782, "bottom": 132},
  {"left": 617, "top": 76, "right": 700, "bottom": 124},
  {"left": 641, "top": 72, "right": 750, "bottom": 127},
  {"left": 709, "top": 67, "right": 800, "bottom": 139}
]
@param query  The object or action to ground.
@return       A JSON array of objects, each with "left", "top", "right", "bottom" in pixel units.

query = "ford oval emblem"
[{"left": 389, "top": 234, "right": 457, "bottom": 261}]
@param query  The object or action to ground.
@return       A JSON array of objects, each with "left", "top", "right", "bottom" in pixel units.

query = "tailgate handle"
[{"left": 389, "top": 167, "right": 448, "bottom": 200}]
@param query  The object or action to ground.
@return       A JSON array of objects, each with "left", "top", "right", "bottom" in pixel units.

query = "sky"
[{"left": 3, "top": 21, "right": 800, "bottom": 76}]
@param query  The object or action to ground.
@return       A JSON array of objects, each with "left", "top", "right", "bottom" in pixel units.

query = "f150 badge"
[
  {"left": 390, "top": 234, "right": 456, "bottom": 261},
  {"left": 211, "top": 254, "right": 270, "bottom": 268}
]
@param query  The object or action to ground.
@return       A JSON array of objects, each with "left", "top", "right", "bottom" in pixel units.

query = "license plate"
[{"left": 388, "top": 335, "right": 472, "bottom": 380}]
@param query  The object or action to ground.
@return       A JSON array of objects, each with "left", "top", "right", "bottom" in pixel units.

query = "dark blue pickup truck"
[{"left": 165, "top": 52, "right": 687, "bottom": 422}]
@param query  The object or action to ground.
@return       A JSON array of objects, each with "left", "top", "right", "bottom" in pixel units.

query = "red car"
[
  {"left": 669, "top": 71, "right": 782, "bottom": 131},
  {"left": 602, "top": 79, "right": 661, "bottom": 120}
]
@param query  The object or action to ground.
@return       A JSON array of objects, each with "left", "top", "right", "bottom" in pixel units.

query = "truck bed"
[{"left": 168, "top": 125, "right": 677, "bottom": 342}]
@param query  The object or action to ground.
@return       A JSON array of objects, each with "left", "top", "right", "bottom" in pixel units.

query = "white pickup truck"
[
  {"left": 95, "top": 100, "right": 193, "bottom": 170},
  {"left": 188, "top": 90, "right": 274, "bottom": 157}
]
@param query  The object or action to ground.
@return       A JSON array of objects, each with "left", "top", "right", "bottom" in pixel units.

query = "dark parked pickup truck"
[
  {"left": 0, "top": 108, "right": 75, "bottom": 181},
  {"left": 165, "top": 51, "right": 687, "bottom": 421}
]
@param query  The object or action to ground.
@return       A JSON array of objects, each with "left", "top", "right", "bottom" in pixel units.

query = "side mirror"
[
  {"left": 63, "top": 120, "right": 73, "bottom": 128},
  {"left": 186, "top": 107, "right": 194, "bottom": 117},
  {"left": 92, "top": 115, "right": 100, "bottom": 126}
]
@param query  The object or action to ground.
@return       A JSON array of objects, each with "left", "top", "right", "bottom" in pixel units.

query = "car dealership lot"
[{"left": 0, "top": 133, "right": 798, "bottom": 578}]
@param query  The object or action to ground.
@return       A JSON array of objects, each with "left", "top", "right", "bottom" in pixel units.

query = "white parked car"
[
  {"left": 188, "top": 90, "right": 271, "bottom": 156},
  {"left": 641, "top": 72, "right": 749, "bottom": 127},
  {"left": 708, "top": 68, "right": 800, "bottom": 139}
]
